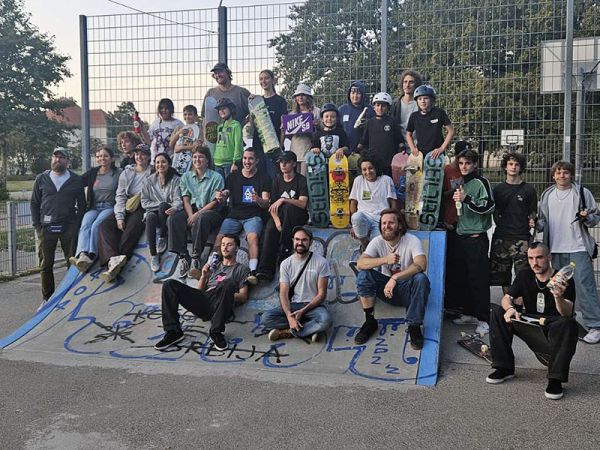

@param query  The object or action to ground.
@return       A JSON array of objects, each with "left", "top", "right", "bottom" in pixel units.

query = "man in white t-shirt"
[
  {"left": 537, "top": 160, "right": 600, "bottom": 344},
  {"left": 355, "top": 208, "right": 430, "bottom": 349},
  {"left": 261, "top": 226, "right": 332, "bottom": 343}
]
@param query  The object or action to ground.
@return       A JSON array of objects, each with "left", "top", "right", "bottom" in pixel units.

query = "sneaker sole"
[
  {"left": 486, "top": 374, "right": 514, "bottom": 384},
  {"left": 544, "top": 391, "right": 564, "bottom": 400},
  {"left": 210, "top": 338, "right": 228, "bottom": 351},
  {"left": 102, "top": 258, "right": 127, "bottom": 283},
  {"left": 154, "top": 334, "right": 185, "bottom": 350}
]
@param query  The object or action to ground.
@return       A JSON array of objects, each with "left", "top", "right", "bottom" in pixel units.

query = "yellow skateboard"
[
  {"left": 404, "top": 152, "right": 424, "bottom": 230},
  {"left": 328, "top": 156, "right": 350, "bottom": 229}
]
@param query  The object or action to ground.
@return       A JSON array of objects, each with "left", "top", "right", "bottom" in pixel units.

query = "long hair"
[
  {"left": 292, "top": 95, "right": 315, "bottom": 113},
  {"left": 260, "top": 69, "right": 277, "bottom": 94},
  {"left": 95, "top": 145, "right": 118, "bottom": 172},
  {"left": 154, "top": 153, "right": 177, "bottom": 185},
  {"left": 378, "top": 208, "right": 408, "bottom": 237},
  {"left": 157, "top": 98, "right": 175, "bottom": 116}
]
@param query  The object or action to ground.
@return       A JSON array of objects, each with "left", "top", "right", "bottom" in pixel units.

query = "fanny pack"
[{"left": 45, "top": 224, "right": 65, "bottom": 234}]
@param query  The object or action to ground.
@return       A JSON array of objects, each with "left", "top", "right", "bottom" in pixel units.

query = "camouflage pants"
[{"left": 489, "top": 236, "right": 529, "bottom": 287}]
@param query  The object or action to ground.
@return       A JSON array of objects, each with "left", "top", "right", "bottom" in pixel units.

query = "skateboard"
[
  {"left": 203, "top": 96, "right": 219, "bottom": 156},
  {"left": 248, "top": 95, "right": 280, "bottom": 154},
  {"left": 282, "top": 112, "right": 315, "bottom": 136},
  {"left": 404, "top": 152, "right": 424, "bottom": 230},
  {"left": 329, "top": 155, "right": 350, "bottom": 229},
  {"left": 419, "top": 153, "right": 445, "bottom": 231},
  {"left": 511, "top": 317, "right": 553, "bottom": 366},
  {"left": 305, "top": 152, "right": 330, "bottom": 228},
  {"left": 457, "top": 332, "right": 492, "bottom": 363},
  {"left": 391, "top": 152, "right": 409, "bottom": 205}
]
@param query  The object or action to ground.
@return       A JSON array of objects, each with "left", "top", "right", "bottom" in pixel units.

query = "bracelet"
[
  {"left": 505, "top": 306, "right": 514, "bottom": 313},
  {"left": 390, "top": 277, "right": 397, "bottom": 283}
]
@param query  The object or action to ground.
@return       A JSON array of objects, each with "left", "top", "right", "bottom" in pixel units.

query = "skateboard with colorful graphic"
[
  {"left": 305, "top": 152, "right": 330, "bottom": 228},
  {"left": 248, "top": 95, "right": 280, "bottom": 154},
  {"left": 457, "top": 332, "right": 491, "bottom": 363},
  {"left": 418, "top": 153, "right": 445, "bottom": 231},
  {"left": 391, "top": 151, "right": 409, "bottom": 205},
  {"left": 329, "top": 156, "right": 350, "bottom": 229},
  {"left": 404, "top": 152, "right": 424, "bottom": 230},
  {"left": 203, "top": 96, "right": 219, "bottom": 156}
]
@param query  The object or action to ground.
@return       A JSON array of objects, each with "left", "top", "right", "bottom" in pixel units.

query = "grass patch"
[
  {"left": 7, "top": 180, "right": 34, "bottom": 192},
  {"left": 0, "top": 227, "right": 37, "bottom": 252}
]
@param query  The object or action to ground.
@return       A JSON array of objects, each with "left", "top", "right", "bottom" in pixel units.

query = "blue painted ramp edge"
[
  {"left": 0, "top": 266, "right": 83, "bottom": 350},
  {"left": 415, "top": 230, "right": 446, "bottom": 386}
]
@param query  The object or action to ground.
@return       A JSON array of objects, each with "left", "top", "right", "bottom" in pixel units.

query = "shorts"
[
  {"left": 489, "top": 236, "right": 529, "bottom": 286},
  {"left": 219, "top": 216, "right": 263, "bottom": 237}
]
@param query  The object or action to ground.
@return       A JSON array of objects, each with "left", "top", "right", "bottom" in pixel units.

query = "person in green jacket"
[
  {"left": 214, "top": 97, "right": 243, "bottom": 180},
  {"left": 451, "top": 148, "right": 495, "bottom": 335}
]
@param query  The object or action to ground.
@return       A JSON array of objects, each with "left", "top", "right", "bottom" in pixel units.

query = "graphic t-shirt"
[
  {"left": 172, "top": 123, "right": 201, "bottom": 175},
  {"left": 311, "top": 125, "right": 350, "bottom": 157},
  {"left": 508, "top": 267, "right": 576, "bottom": 317},
  {"left": 225, "top": 170, "right": 272, "bottom": 220},
  {"left": 271, "top": 173, "right": 308, "bottom": 201},
  {"left": 148, "top": 118, "right": 184, "bottom": 163},
  {"left": 364, "top": 233, "right": 425, "bottom": 277},
  {"left": 349, "top": 175, "right": 396, "bottom": 220},
  {"left": 206, "top": 262, "right": 250, "bottom": 291}
]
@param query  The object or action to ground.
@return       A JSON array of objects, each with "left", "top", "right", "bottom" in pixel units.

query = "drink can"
[{"left": 209, "top": 252, "right": 219, "bottom": 271}]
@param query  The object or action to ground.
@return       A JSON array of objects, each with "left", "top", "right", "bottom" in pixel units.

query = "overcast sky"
[{"left": 24, "top": 0, "right": 284, "bottom": 103}]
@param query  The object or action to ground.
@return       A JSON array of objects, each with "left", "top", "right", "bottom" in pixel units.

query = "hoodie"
[{"left": 339, "top": 81, "right": 375, "bottom": 153}]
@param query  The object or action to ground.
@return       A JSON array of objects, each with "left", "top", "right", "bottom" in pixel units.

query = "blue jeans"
[
  {"left": 351, "top": 211, "right": 381, "bottom": 239},
  {"left": 553, "top": 252, "right": 600, "bottom": 328},
  {"left": 75, "top": 204, "right": 114, "bottom": 257},
  {"left": 356, "top": 269, "right": 430, "bottom": 325},
  {"left": 219, "top": 216, "right": 263, "bottom": 237},
  {"left": 262, "top": 303, "right": 332, "bottom": 338}
]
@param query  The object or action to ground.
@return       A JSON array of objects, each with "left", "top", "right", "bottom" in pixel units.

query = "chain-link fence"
[{"left": 0, "top": 202, "right": 39, "bottom": 278}]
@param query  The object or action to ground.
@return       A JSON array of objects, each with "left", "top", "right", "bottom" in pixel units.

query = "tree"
[
  {"left": 0, "top": 0, "right": 71, "bottom": 198},
  {"left": 106, "top": 101, "right": 140, "bottom": 151}
]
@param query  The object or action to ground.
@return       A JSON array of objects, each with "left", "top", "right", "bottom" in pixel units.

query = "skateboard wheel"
[
  {"left": 539, "top": 317, "right": 546, "bottom": 326},
  {"left": 481, "top": 345, "right": 489, "bottom": 352},
  {"left": 460, "top": 332, "right": 467, "bottom": 338}
]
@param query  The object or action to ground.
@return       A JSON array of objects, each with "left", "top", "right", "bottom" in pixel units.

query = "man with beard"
[
  {"left": 354, "top": 208, "right": 430, "bottom": 349},
  {"left": 201, "top": 62, "right": 251, "bottom": 125},
  {"left": 155, "top": 234, "right": 250, "bottom": 352},
  {"left": 261, "top": 226, "right": 332, "bottom": 343},
  {"left": 31, "top": 148, "right": 85, "bottom": 307},
  {"left": 487, "top": 243, "right": 577, "bottom": 400}
]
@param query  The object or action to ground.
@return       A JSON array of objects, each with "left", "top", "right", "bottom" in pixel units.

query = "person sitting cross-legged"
[
  {"left": 354, "top": 208, "right": 430, "bottom": 350},
  {"left": 261, "top": 226, "right": 332, "bottom": 343},
  {"left": 155, "top": 234, "right": 250, "bottom": 351}
]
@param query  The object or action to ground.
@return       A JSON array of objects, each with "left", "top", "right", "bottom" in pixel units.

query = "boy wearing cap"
[
  {"left": 214, "top": 97, "right": 243, "bottom": 179},
  {"left": 261, "top": 226, "right": 332, "bottom": 342},
  {"left": 257, "top": 151, "right": 309, "bottom": 282},
  {"left": 31, "top": 148, "right": 85, "bottom": 304}
]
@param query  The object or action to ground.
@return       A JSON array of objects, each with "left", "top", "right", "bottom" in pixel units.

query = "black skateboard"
[{"left": 457, "top": 332, "right": 491, "bottom": 363}]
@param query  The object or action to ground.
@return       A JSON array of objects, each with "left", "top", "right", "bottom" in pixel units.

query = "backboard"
[
  {"left": 500, "top": 129, "right": 524, "bottom": 147},
  {"left": 540, "top": 37, "right": 599, "bottom": 93}
]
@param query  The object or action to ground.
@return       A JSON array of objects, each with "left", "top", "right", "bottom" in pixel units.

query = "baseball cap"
[
  {"left": 211, "top": 62, "right": 230, "bottom": 72},
  {"left": 277, "top": 151, "right": 297, "bottom": 163},
  {"left": 134, "top": 144, "right": 151, "bottom": 155},
  {"left": 52, "top": 147, "right": 70, "bottom": 158},
  {"left": 292, "top": 225, "right": 313, "bottom": 240}
]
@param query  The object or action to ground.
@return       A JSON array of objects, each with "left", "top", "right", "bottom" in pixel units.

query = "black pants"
[
  {"left": 145, "top": 203, "right": 188, "bottom": 256},
  {"left": 161, "top": 278, "right": 237, "bottom": 335},
  {"left": 444, "top": 229, "right": 463, "bottom": 311},
  {"left": 97, "top": 208, "right": 145, "bottom": 266},
  {"left": 190, "top": 209, "right": 224, "bottom": 256},
  {"left": 257, "top": 204, "right": 308, "bottom": 277},
  {"left": 37, "top": 223, "right": 77, "bottom": 300},
  {"left": 489, "top": 307, "right": 579, "bottom": 382},
  {"left": 454, "top": 233, "right": 490, "bottom": 322}
]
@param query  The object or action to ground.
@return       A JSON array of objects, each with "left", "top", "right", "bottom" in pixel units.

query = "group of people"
[{"left": 30, "top": 64, "right": 600, "bottom": 400}]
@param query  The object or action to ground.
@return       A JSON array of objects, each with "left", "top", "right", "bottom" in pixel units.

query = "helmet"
[
  {"left": 293, "top": 83, "right": 314, "bottom": 97},
  {"left": 413, "top": 85, "right": 437, "bottom": 100},
  {"left": 372, "top": 92, "right": 392, "bottom": 106},
  {"left": 214, "top": 97, "right": 236, "bottom": 111},
  {"left": 320, "top": 102, "right": 339, "bottom": 118}
]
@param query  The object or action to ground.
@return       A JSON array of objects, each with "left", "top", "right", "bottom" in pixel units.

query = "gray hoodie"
[
  {"left": 114, "top": 164, "right": 152, "bottom": 220},
  {"left": 141, "top": 172, "right": 183, "bottom": 212}
]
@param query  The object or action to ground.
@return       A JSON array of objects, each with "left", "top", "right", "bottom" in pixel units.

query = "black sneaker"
[
  {"left": 210, "top": 332, "right": 228, "bottom": 351},
  {"left": 545, "top": 379, "right": 564, "bottom": 400},
  {"left": 188, "top": 256, "right": 201, "bottom": 279},
  {"left": 154, "top": 330, "right": 184, "bottom": 350},
  {"left": 407, "top": 325, "right": 424, "bottom": 350},
  {"left": 246, "top": 270, "right": 259, "bottom": 286},
  {"left": 354, "top": 319, "right": 378, "bottom": 345},
  {"left": 486, "top": 368, "right": 515, "bottom": 384}
]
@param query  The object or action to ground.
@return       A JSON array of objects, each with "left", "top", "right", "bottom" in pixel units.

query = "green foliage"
[{"left": 106, "top": 101, "right": 139, "bottom": 151}]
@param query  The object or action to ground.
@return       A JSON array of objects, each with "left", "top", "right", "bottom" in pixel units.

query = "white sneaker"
[
  {"left": 150, "top": 255, "right": 160, "bottom": 272},
  {"left": 475, "top": 321, "right": 490, "bottom": 336},
  {"left": 157, "top": 237, "right": 167, "bottom": 254},
  {"left": 582, "top": 328, "right": 600, "bottom": 344},
  {"left": 102, "top": 255, "right": 127, "bottom": 282},
  {"left": 75, "top": 253, "right": 93, "bottom": 272},
  {"left": 452, "top": 314, "right": 479, "bottom": 325}
]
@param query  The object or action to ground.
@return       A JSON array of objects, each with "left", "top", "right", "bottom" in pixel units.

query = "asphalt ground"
[{"left": 1, "top": 268, "right": 599, "bottom": 449}]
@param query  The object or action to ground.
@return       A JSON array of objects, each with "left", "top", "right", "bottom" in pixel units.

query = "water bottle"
[
  {"left": 133, "top": 111, "right": 141, "bottom": 134},
  {"left": 208, "top": 252, "right": 219, "bottom": 271},
  {"left": 455, "top": 200, "right": 462, "bottom": 216},
  {"left": 547, "top": 262, "right": 576, "bottom": 290}
]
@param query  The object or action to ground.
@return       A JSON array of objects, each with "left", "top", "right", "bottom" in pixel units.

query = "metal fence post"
[
  {"left": 80, "top": 15, "right": 91, "bottom": 172},
  {"left": 218, "top": 6, "right": 228, "bottom": 65},
  {"left": 7, "top": 202, "right": 17, "bottom": 276},
  {"left": 380, "top": 0, "right": 388, "bottom": 93},
  {"left": 563, "top": 0, "right": 574, "bottom": 161}
]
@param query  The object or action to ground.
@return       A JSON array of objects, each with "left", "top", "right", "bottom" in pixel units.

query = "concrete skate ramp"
[{"left": 0, "top": 229, "right": 446, "bottom": 386}]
